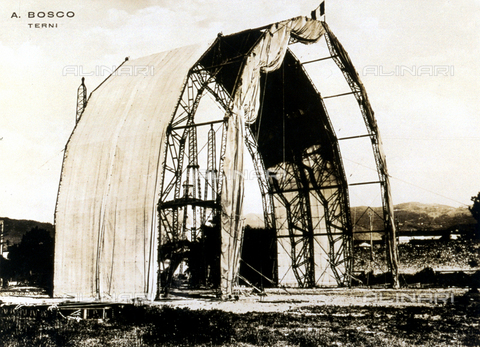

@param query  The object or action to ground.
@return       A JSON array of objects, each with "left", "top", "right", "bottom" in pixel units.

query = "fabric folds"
[
  {"left": 220, "top": 17, "right": 326, "bottom": 294},
  {"left": 54, "top": 43, "right": 210, "bottom": 300}
]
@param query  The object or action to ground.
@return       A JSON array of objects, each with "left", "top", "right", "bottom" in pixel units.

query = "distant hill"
[
  {"left": 244, "top": 213, "right": 265, "bottom": 228},
  {"left": 396, "top": 202, "right": 475, "bottom": 232},
  {"left": 245, "top": 202, "right": 476, "bottom": 234},
  {"left": 352, "top": 202, "right": 475, "bottom": 233},
  {"left": 2, "top": 202, "right": 475, "bottom": 249},
  {"left": 0, "top": 218, "right": 54, "bottom": 251}
]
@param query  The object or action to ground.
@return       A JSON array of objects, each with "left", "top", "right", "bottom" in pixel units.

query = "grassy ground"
[
  {"left": 1, "top": 240, "right": 479, "bottom": 346},
  {"left": 0, "top": 289, "right": 479, "bottom": 347}
]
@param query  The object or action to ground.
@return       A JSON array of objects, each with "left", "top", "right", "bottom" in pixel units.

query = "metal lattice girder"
[
  {"left": 76, "top": 77, "right": 87, "bottom": 123},
  {"left": 271, "top": 142, "right": 353, "bottom": 287},
  {"left": 267, "top": 47, "right": 353, "bottom": 288},
  {"left": 300, "top": 144, "right": 353, "bottom": 286},
  {"left": 271, "top": 162, "right": 314, "bottom": 287},
  {"left": 157, "top": 28, "right": 359, "bottom": 291},
  {"left": 323, "top": 22, "right": 399, "bottom": 288},
  {"left": 245, "top": 128, "right": 276, "bottom": 230},
  {"left": 156, "top": 64, "right": 234, "bottom": 295},
  {"left": 159, "top": 67, "right": 225, "bottom": 240},
  {"left": 202, "top": 125, "right": 218, "bottom": 225}
]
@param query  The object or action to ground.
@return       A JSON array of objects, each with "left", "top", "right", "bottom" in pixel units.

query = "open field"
[
  {"left": 1, "top": 240, "right": 478, "bottom": 346},
  {"left": 0, "top": 286, "right": 479, "bottom": 347},
  {"left": 1, "top": 240, "right": 479, "bottom": 346}
]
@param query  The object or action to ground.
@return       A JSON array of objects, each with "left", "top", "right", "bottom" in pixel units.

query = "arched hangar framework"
[{"left": 54, "top": 17, "right": 398, "bottom": 301}]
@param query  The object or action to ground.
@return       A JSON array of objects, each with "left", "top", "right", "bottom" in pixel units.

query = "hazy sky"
[{"left": 0, "top": 0, "right": 478, "bottom": 223}]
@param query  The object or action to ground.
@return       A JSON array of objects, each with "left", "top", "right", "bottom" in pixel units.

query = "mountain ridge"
[
  {"left": 1, "top": 202, "right": 475, "bottom": 249},
  {"left": 0, "top": 217, "right": 54, "bottom": 251},
  {"left": 245, "top": 202, "right": 475, "bottom": 231}
]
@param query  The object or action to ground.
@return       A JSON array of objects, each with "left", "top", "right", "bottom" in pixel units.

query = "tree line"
[{"left": 0, "top": 227, "right": 53, "bottom": 294}]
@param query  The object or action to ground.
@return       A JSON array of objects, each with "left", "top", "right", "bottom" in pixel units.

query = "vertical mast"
[
  {"left": 0, "top": 220, "right": 4, "bottom": 257},
  {"left": 76, "top": 77, "right": 87, "bottom": 123}
]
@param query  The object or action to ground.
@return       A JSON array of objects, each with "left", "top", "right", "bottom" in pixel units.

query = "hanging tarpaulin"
[
  {"left": 219, "top": 17, "right": 326, "bottom": 295},
  {"left": 54, "top": 43, "right": 211, "bottom": 301}
]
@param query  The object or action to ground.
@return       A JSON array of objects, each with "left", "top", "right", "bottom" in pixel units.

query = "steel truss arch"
[
  {"left": 156, "top": 62, "right": 278, "bottom": 294},
  {"left": 157, "top": 64, "right": 227, "bottom": 294},
  {"left": 322, "top": 23, "right": 399, "bottom": 287},
  {"left": 244, "top": 128, "right": 276, "bottom": 230},
  {"left": 250, "top": 47, "right": 354, "bottom": 288},
  {"left": 156, "top": 21, "right": 394, "bottom": 293}
]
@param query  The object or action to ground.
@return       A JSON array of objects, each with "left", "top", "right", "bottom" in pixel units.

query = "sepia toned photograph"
[{"left": 0, "top": 0, "right": 479, "bottom": 345}]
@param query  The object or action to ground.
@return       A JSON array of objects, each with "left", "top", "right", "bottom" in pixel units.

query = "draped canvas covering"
[
  {"left": 220, "top": 17, "right": 325, "bottom": 294},
  {"left": 54, "top": 17, "right": 342, "bottom": 300},
  {"left": 54, "top": 43, "right": 211, "bottom": 300}
]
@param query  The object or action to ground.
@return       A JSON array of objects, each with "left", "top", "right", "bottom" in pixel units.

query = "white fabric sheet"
[
  {"left": 54, "top": 43, "right": 210, "bottom": 300},
  {"left": 220, "top": 17, "right": 326, "bottom": 294}
]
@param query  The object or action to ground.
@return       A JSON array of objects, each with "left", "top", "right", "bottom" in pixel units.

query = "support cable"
[
  {"left": 255, "top": 73, "right": 268, "bottom": 142},
  {"left": 282, "top": 62, "right": 286, "bottom": 165},
  {"left": 240, "top": 258, "right": 276, "bottom": 285}
]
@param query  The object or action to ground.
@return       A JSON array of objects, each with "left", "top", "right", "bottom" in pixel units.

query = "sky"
[{"left": 0, "top": 0, "right": 479, "bottom": 223}]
